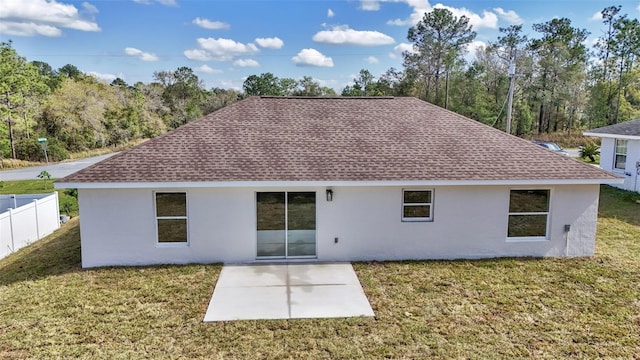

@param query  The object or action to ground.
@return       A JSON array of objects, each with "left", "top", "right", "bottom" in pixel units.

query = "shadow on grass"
[
  {"left": 0, "top": 217, "right": 82, "bottom": 286},
  {"left": 598, "top": 185, "right": 640, "bottom": 227}
]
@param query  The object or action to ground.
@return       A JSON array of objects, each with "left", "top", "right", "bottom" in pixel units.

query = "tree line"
[
  {"left": 1, "top": 5, "right": 639, "bottom": 162},
  {"left": 1, "top": 44, "right": 241, "bottom": 161},
  {"left": 349, "top": 5, "right": 639, "bottom": 135},
  {"left": 244, "top": 6, "right": 639, "bottom": 136}
]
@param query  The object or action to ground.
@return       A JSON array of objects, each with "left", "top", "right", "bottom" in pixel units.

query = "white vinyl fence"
[{"left": 0, "top": 193, "right": 60, "bottom": 260}]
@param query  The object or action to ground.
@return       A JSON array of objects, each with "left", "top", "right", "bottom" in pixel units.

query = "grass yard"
[{"left": 1, "top": 186, "right": 639, "bottom": 359}]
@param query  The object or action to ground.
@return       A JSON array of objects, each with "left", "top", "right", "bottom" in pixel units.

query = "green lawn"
[{"left": 1, "top": 186, "right": 639, "bottom": 359}]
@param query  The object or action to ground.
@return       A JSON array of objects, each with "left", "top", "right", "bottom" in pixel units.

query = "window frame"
[
  {"left": 154, "top": 191, "right": 189, "bottom": 246},
  {"left": 613, "top": 139, "right": 628, "bottom": 171},
  {"left": 506, "top": 189, "right": 550, "bottom": 241},
  {"left": 401, "top": 189, "right": 434, "bottom": 222}
]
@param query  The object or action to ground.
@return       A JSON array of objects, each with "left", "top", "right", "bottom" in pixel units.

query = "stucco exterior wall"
[
  {"left": 600, "top": 137, "right": 640, "bottom": 192},
  {"left": 78, "top": 184, "right": 601, "bottom": 268}
]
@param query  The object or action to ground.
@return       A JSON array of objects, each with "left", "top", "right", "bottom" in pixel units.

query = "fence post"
[
  {"left": 55, "top": 191, "right": 60, "bottom": 227},
  {"left": 9, "top": 207, "right": 15, "bottom": 253},
  {"left": 34, "top": 198, "right": 41, "bottom": 239}
]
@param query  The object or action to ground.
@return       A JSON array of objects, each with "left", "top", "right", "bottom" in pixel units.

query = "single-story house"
[
  {"left": 56, "top": 97, "right": 622, "bottom": 268},
  {"left": 584, "top": 118, "right": 640, "bottom": 193}
]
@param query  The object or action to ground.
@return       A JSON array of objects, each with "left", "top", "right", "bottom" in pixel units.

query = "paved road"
[
  {"left": 565, "top": 148, "right": 581, "bottom": 158},
  {"left": 0, "top": 153, "right": 118, "bottom": 181}
]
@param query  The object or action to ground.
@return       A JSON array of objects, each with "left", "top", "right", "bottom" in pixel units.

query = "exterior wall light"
[{"left": 326, "top": 188, "right": 333, "bottom": 202}]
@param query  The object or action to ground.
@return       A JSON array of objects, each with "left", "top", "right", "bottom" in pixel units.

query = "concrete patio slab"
[{"left": 203, "top": 263, "right": 374, "bottom": 322}]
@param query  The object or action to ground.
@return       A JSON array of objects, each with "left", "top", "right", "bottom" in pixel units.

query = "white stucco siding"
[
  {"left": 79, "top": 189, "right": 156, "bottom": 267},
  {"left": 600, "top": 138, "right": 615, "bottom": 172},
  {"left": 320, "top": 185, "right": 599, "bottom": 261},
  {"left": 78, "top": 188, "right": 257, "bottom": 267},
  {"left": 77, "top": 185, "right": 601, "bottom": 267},
  {"left": 600, "top": 137, "right": 640, "bottom": 192}
]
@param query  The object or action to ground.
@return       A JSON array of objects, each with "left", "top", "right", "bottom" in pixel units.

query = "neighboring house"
[
  {"left": 584, "top": 118, "right": 640, "bottom": 193},
  {"left": 56, "top": 97, "right": 622, "bottom": 268}
]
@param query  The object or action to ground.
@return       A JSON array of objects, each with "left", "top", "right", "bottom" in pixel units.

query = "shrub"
[
  {"left": 580, "top": 144, "right": 601, "bottom": 162},
  {"left": 46, "top": 139, "right": 69, "bottom": 162},
  {"left": 14, "top": 137, "right": 43, "bottom": 161},
  {"left": 13, "top": 137, "right": 68, "bottom": 162}
]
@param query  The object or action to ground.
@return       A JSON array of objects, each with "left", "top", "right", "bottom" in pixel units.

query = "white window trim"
[
  {"left": 613, "top": 139, "right": 627, "bottom": 172},
  {"left": 401, "top": 189, "right": 433, "bottom": 222},
  {"left": 154, "top": 191, "right": 189, "bottom": 247},
  {"left": 506, "top": 189, "right": 550, "bottom": 241}
]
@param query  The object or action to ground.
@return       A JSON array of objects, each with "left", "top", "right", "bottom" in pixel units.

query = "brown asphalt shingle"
[{"left": 58, "top": 96, "right": 619, "bottom": 184}]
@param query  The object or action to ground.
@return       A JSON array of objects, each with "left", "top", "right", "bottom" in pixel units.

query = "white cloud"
[
  {"left": 466, "top": 40, "right": 486, "bottom": 58},
  {"left": 86, "top": 71, "right": 118, "bottom": 83},
  {"left": 385, "top": 0, "right": 432, "bottom": 26},
  {"left": 124, "top": 47, "right": 159, "bottom": 61},
  {"left": 292, "top": 48, "right": 334, "bottom": 67},
  {"left": 219, "top": 79, "right": 241, "bottom": 90},
  {"left": 0, "top": 0, "right": 101, "bottom": 37},
  {"left": 0, "top": 21, "right": 62, "bottom": 37},
  {"left": 195, "top": 65, "right": 222, "bottom": 74},
  {"left": 255, "top": 37, "right": 284, "bottom": 49},
  {"left": 184, "top": 49, "right": 212, "bottom": 61},
  {"left": 132, "top": 0, "right": 177, "bottom": 6},
  {"left": 590, "top": 11, "right": 603, "bottom": 21},
  {"left": 493, "top": 8, "right": 523, "bottom": 25},
  {"left": 360, "top": 0, "right": 380, "bottom": 11},
  {"left": 82, "top": 2, "right": 98, "bottom": 14},
  {"left": 383, "top": 0, "right": 498, "bottom": 29},
  {"left": 185, "top": 37, "right": 259, "bottom": 61},
  {"left": 192, "top": 17, "right": 229, "bottom": 30},
  {"left": 364, "top": 56, "right": 379, "bottom": 64},
  {"left": 637, "top": 3, "right": 640, "bottom": 12},
  {"left": 328, "top": 8, "right": 335, "bottom": 18},
  {"left": 233, "top": 59, "right": 260, "bottom": 67},
  {"left": 313, "top": 26, "right": 395, "bottom": 46},
  {"left": 306, "top": 77, "right": 341, "bottom": 92},
  {"left": 584, "top": 36, "right": 599, "bottom": 47},
  {"left": 433, "top": 4, "right": 498, "bottom": 29},
  {"left": 389, "top": 42, "right": 415, "bottom": 59}
]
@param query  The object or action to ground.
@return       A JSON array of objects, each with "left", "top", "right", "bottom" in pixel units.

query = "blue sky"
[{"left": 1, "top": 0, "right": 639, "bottom": 91}]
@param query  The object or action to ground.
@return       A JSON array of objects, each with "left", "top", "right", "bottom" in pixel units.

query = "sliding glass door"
[
  {"left": 256, "top": 192, "right": 316, "bottom": 258},
  {"left": 256, "top": 192, "right": 286, "bottom": 257}
]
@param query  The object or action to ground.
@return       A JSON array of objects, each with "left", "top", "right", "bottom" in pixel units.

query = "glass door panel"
[
  {"left": 256, "top": 192, "right": 286, "bottom": 257},
  {"left": 287, "top": 192, "right": 316, "bottom": 257}
]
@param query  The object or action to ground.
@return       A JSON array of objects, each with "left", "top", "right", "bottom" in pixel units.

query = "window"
[
  {"left": 508, "top": 190, "right": 550, "bottom": 239},
  {"left": 614, "top": 139, "right": 627, "bottom": 171},
  {"left": 402, "top": 190, "right": 433, "bottom": 222},
  {"left": 155, "top": 192, "right": 188, "bottom": 244}
]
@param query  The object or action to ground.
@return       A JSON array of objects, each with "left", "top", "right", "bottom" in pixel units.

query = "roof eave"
[
  {"left": 583, "top": 132, "right": 640, "bottom": 140},
  {"left": 55, "top": 178, "right": 624, "bottom": 190}
]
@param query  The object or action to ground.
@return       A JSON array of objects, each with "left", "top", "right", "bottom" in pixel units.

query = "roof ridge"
[{"left": 258, "top": 96, "right": 395, "bottom": 100}]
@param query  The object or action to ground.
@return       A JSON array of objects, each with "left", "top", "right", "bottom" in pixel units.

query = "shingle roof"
[
  {"left": 58, "top": 96, "right": 619, "bottom": 184},
  {"left": 584, "top": 118, "right": 640, "bottom": 137}
]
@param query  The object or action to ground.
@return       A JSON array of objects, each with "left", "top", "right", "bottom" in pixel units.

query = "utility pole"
[
  {"left": 444, "top": 70, "right": 450, "bottom": 109},
  {"left": 5, "top": 91, "right": 16, "bottom": 159},
  {"left": 505, "top": 50, "right": 516, "bottom": 135}
]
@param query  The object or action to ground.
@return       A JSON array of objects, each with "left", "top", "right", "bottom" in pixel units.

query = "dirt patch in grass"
[{"left": 0, "top": 186, "right": 639, "bottom": 358}]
